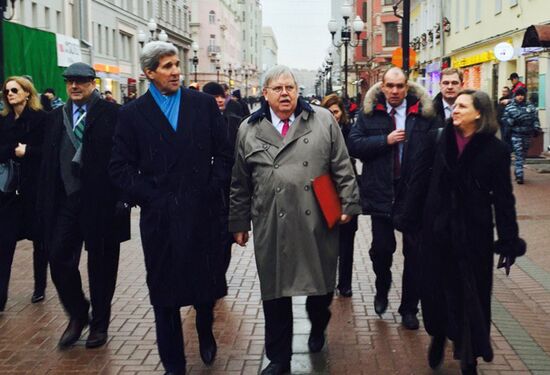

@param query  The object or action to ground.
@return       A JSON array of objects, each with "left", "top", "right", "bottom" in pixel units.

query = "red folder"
[{"left": 312, "top": 173, "right": 342, "bottom": 229}]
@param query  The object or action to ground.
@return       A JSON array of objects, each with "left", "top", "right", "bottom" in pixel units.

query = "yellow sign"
[{"left": 452, "top": 51, "right": 495, "bottom": 68}]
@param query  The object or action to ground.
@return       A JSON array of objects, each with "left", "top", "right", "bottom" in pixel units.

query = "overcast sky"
[{"left": 261, "top": 0, "right": 332, "bottom": 71}]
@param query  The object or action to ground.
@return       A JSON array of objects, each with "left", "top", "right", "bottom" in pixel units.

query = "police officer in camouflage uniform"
[{"left": 501, "top": 87, "right": 541, "bottom": 184}]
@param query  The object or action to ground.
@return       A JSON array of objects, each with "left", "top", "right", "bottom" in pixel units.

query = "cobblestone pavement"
[{"left": 0, "top": 167, "right": 549, "bottom": 374}]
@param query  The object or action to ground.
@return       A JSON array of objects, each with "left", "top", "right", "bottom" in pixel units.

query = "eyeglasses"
[
  {"left": 266, "top": 85, "right": 296, "bottom": 94},
  {"left": 3, "top": 88, "right": 19, "bottom": 95}
]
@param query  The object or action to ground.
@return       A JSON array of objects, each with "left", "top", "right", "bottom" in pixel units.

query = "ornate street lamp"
[
  {"left": 191, "top": 42, "right": 199, "bottom": 82},
  {"left": 138, "top": 18, "right": 168, "bottom": 48},
  {"left": 328, "top": 1, "right": 365, "bottom": 99}
]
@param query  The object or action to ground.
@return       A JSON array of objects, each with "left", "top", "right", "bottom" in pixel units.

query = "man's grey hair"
[
  {"left": 140, "top": 41, "right": 178, "bottom": 73},
  {"left": 262, "top": 65, "right": 298, "bottom": 89}
]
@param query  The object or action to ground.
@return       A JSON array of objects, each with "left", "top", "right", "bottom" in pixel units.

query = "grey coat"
[{"left": 228, "top": 99, "right": 361, "bottom": 301}]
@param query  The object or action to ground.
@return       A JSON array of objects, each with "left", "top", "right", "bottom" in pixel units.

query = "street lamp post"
[
  {"left": 215, "top": 55, "right": 221, "bottom": 83},
  {"left": 325, "top": 53, "right": 333, "bottom": 95},
  {"left": 227, "top": 63, "right": 233, "bottom": 89},
  {"left": 191, "top": 42, "right": 199, "bottom": 82},
  {"left": 328, "top": 1, "right": 364, "bottom": 99}
]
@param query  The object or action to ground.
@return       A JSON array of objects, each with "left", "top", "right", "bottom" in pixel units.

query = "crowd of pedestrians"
[{"left": 0, "top": 40, "right": 537, "bottom": 375}]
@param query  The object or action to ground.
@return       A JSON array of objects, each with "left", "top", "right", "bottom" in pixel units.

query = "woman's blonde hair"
[{"left": 1, "top": 76, "right": 43, "bottom": 116}]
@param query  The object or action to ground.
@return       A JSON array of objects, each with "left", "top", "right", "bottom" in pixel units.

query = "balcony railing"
[{"left": 207, "top": 45, "right": 221, "bottom": 56}]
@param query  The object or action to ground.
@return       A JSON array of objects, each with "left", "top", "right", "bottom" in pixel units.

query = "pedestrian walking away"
[
  {"left": 321, "top": 93, "right": 359, "bottom": 298},
  {"left": 501, "top": 87, "right": 541, "bottom": 184},
  {"left": 229, "top": 65, "right": 361, "bottom": 375},
  {"left": 109, "top": 41, "right": 234, "bottom": 375},
  {"left": 0, "top": 76, "right": 48, "bottom": 311},
  {"left": 348, "top": 67, "right": 437, "bottom": 330},
  {"left": 37, "top": 62, "right": 131, "bottom": 350},
  {"left": 396, "top": 89, "right": 526, "bottom": 375}
]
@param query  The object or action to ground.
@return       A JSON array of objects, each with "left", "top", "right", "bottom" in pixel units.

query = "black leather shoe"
[
  {"left": 58, "top": 317, "right": 89, "bottom": 348},
  {"left": 338, "top": 287, "right": 352, "bottom": 297},
  {"left": 374, "top": 295, "right": 388, "bottom": 316},
  {"left": 428, "top": 335, "right": 446, "bottom": 369},
  {"left": 199, "top": 339, "right": 217, "bottom": 365},
  {"left": 86, "top": 331, "right": 108, "bottom": 348},
  {"left": 261, "top": 362, "right": 290, "bottom": 375},
  {"left": 308, "top": 331, "right": 326, "bottom": 353},
  {"left": 31, "top": 292, "right": 45, "bottom": 304},
  {"left": 401, "top": 313, "right": 419, "bottom": 330},
  {"left": 461, "top": 364, "right": 478, "bottom": 375}
]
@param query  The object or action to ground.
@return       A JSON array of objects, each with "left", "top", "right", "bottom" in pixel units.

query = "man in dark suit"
[
  {"left": 109, "top": 42, "right": 234, "bottom": 375},
  {"left": 37, "top": 63, "right": 130, "bottom": 349}
]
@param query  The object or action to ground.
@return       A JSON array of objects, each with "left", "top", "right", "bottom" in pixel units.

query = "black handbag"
[{"left": 0, "top": 159, "right": 19, "bottom": 193}]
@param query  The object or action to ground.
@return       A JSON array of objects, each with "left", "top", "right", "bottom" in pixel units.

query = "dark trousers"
[
  {"left": 337, "top": 216, "right": 358, "bottom": 291},
  {"left": 153, "top": 302, "right": 215, "bottom": 373},
  {"left": 370, "top": 216, "right": 419, "bottom": 315},
  {"left": 48, "top": 193, "right": 120, "bottom": 332},
  {"left": 262, "top": 293, "right": 333, "bottom": 364},
  {"left": 0, "top": 193, "right": 48, "bottom": 310}
]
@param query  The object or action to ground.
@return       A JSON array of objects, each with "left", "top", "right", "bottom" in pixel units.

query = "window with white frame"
[{"left": 209, "top": 11, "right": 216, "bottom": 24}]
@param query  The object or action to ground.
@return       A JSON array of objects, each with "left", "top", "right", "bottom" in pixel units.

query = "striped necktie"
[{"left": 74, "top": 107, "right": 86, "bottom": 146}]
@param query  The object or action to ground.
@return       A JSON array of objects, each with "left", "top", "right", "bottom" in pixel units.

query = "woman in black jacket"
[
  {"left": 322, "top": 93, "right": 359, "bottom": 297},
  {"left": 0, "top": 76, "right": 48, "bottom": 310},
  {"left": 397, "top": 89, "right": 525, "bottom": 375}
]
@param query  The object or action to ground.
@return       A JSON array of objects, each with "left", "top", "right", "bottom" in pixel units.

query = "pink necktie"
[{"left": 281, "top": 119, "right": 290, "bottom": 137}]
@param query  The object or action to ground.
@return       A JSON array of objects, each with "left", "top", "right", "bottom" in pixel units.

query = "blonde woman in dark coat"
[{"left": 0, "top": 76, "right": 48, "bottom": 310}]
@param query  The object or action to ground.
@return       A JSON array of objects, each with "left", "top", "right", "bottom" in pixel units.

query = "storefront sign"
[
  {"left": 452, "top": 51, "right": 495, "bottom": 68},
  {"left": 494, "top": 42, "right": 515, "bottom": 61},
  {"left": 56, "top": 34, "right": 82, "bottom": 67}
]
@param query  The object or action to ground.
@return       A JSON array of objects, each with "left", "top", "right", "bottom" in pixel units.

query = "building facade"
[
  {"left": 261, "top": 26, "right": 278, "bottom": 86},
  {"left": 410, "top": 0, "right": 550, "bottom": 151},
  {"left": 7, "top": 0, "right": 194, "bottom": 100}
]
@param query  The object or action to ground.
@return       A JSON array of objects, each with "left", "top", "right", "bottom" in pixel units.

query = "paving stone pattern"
[{"left": 0, "top": 168, "right": 549, "bottom": 374}]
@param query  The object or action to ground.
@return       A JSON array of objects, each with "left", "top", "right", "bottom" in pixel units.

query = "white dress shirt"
[
  {"left": 442, "top": 98, "right": 453, "bottom": 120},
  {"left": 270, "top": 108, "right": 296, "bottom": 135}
]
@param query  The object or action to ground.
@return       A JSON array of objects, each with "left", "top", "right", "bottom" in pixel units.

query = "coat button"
[
  {"left": 276, "top": 187, "right": 281, "bottom": 193},
  {"left": 274, "top": 164, "right": 279, "bottom": 169},
  {"left": 263, "top": 144, "right": 268, "bottom": 149},
  {"left": 303, "top": 161, "right": 308, "bottom": 166},
  {"left": 304, "top": 138, "right": 309, "bottom": 144},
  {"left": 304, "top": 185, "right": 310, "bottom": 191},
  {"left": 279, "top": 211, "right": 285, "bottom": 217},
  {"left": 305, "top": 209, "right": 311, "bottom": 215}
]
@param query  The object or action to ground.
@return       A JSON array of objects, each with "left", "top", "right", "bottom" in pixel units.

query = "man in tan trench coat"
[{"left": 229, "top": 65, "right": 361, "bottom": 375}]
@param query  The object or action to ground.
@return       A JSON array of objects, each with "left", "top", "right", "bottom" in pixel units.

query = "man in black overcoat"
[
  {"left": 433, "top": 68, "right": 463, "bottom": 126},
  {"left": 109, "top": 42, "right": 234, "bottom": 375},
  {"left": 37, "top": 63, "right": 130, "bottom": 349},
  {"left": 348, "top": 67, "right": 437, "bottom": 330}
]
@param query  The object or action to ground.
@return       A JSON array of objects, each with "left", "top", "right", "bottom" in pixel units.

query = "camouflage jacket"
[{"left": 501, "top": 100, "right": 540, "bottom": 135}]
